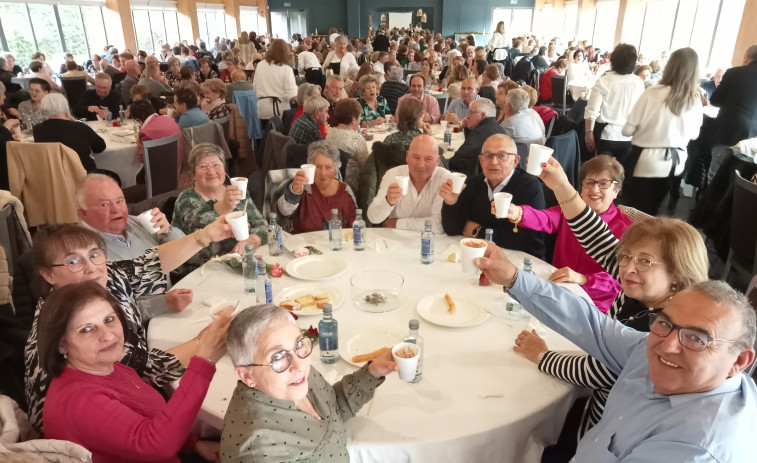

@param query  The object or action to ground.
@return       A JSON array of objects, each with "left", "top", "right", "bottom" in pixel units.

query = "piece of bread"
[
  {"left": 280, "top": 300, "right": 301, "bottom": 311},
  {"left": 315, "top": 293, "right": 332, "bottom": 309},
  {"left": 352, "top": 347, "right": 390, "bottom": 363},
  {"left": 447, "top": 252, "right": 459, "bottom": 263},
  {"left": 295, "top": 295, "right": 316, "bottom": 306},
  {"left": 444, "top": 293, "right": 456, "bottom": 314}
]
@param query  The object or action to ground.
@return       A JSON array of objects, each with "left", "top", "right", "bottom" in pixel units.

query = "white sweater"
[
  {"left": 321, "top": 51, "right": 359, "bottom": 78},
  {"left": 253, "top": 60, "right": 298, "bottom": 120},
  {"left": 585, "top": 72, "right": 645, "bottom": 141}
]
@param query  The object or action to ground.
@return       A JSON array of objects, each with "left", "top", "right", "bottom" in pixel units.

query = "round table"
[
  {"left": 86, "top": 119, "right": 143, "bottom": 187},
  {"left": 365, "top": 123, "right": 465, "bottom": 160},
  {"left": 147, "top": 228, "right": 588, "bottom": 462}
]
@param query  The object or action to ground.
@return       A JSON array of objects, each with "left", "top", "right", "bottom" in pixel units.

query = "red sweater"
[
  {"left": 43, "top": 357, "right": 215, "bottom": 463},
  {"left": 540, "top": 68, "right": 559, "bottom": 101}
]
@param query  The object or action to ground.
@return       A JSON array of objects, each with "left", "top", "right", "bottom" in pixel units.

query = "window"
[
  {"left": 131, "top": 6, "right": 180, "bottom": 54},
  {"left": 132, "top": 9, "right": 153, "bottom": 54},
  {"left": 0, "top": 2, "right": 36, "bottom": 67},
  {"left": 638, "top": 0, "right": 678, "bottom": 59},
  {"left": 240, "top": 6, "right": 267, "bottom": 35},
  {"left": 592, "top": 1, "right": 619, "bottom": 52},
  {"left": 197, "top": 6, "right": 229, "bottom": 44},
  {"left": 491, "top": 8, "right": 533, "bottom": 40},
  {"left": 81, "top": 6, "right": 108, "bottom": 59},
  {"left": 709, "top": 0, "right": 746, "bottom": 68},
  {"left": 563, "top": 2, "right": 579, "bottom": 40}
]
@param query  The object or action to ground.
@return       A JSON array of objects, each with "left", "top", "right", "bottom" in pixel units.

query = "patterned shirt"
[
  {"left": 289, "top": 113, "right": 324, "bottom": 145},
  {"left": 164, "top": 70, "right": 180, "bottom": 88},
  {"left": 357, "top": 96, "right": 390, "bottom": 122},
  {"left": 24, "top": 247, "right": 184, "bottom": 435},
  {"left": 208, "top": 103, "right": 231, "bottom": 120},
  {"left": 384, "top": 129, "right": 422, "bottom": 148}
]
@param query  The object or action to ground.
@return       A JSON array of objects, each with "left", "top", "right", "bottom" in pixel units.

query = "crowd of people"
[{"left": 0, "top": 18, "right": 755, "bottom": 463}]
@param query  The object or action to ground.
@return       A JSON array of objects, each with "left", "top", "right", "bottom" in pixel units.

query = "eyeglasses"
[
  {"left": 581, "top": 179, "right": 618, "bottom": 190},
  {"left": 649, "top": 312, "right": 743, "bottom": 352},
  {"left": 480, "top": 152, "right": 517, "bottom": 162},
  {"left": 51, "top": 249, "right": 107, "bottom": 273},
  {"left": 197, "top": 162, "right": 225, "bottom": 172},
  {"left": 240, "top": 336, "right": 313, "bottom": 373},
  {"left": 617, "top": 253, "right": 664, "bottom": 272}
]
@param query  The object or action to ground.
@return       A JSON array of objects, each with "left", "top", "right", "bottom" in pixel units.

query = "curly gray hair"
[
  {"left": 307, "top": 141, "right": 341, "bottom": 170},
  {"left": 226, "top": 304, "right": 297, "bottom": 367}
]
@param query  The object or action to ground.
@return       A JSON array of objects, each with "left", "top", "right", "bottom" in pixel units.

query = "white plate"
[
  {"left": 416, "top": 293, "right": 490, "bottom": 328},
  {"left": 274, "top": 283, "right": 343, "bottom": 315},
  {"left": 339, "top": 331, "right": 404, "bottom": 367},
  {"left": 285, "top": 255, "right": 347, "bottom": 281}
]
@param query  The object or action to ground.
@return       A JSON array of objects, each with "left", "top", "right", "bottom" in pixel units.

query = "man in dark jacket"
[
  {"left": 441, "top": 133, "right": 545, "bottom": 258},
  {"left": 75, "top": 72, "right": 122, "bottom": 120},
  {"left": 449, "top": 98, "right": 507, "bottom": 177},
  {"left": 372, "top": 29, "right": 390, "bottom": 52}
]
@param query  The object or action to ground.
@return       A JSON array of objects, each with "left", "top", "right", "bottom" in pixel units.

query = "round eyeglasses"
[
  {"left": 51, "top": 249, "right": 107, "bottom": 273},
  {"left": 617, "top": 253, "right": 663, "bottom": 272},
  {"left": 581, "top": 179, "right": 618, "bottom": 189},
  {"left": 649, "top": 313, "right": 743, "bottom": 352},
  {"left": 240, "top": 336, "right": 313, "bottom": 373}
]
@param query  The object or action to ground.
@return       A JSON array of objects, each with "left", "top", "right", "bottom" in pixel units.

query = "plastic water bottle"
[
  {"left": 318, "top": 304, "right": 338, "bottom": 364},
  {"left": 523, "top": 257, "right": 534, "bottom": 275},
  {"left": 443, "top": 123, "right": 452, "bottom": 145},
  {"left": 328, "top": 209, "right": 342, "bottom": 251},
  {"left": 420, "top": 220, "right": 434, "bottom": 264},
  {"left": 353, "top": 209, "right": 366, "bottom": 251},
  {"left": 404, "top": 319, "right": 424, "bottom": 383},
  {"left": 105, "top": 109, "right": 112, "bottom": 123},
  {"left": 242, "top": 244, "right": 256, "bottom": 294},
  {"left": 256, "top": 261, "right": 272, "bottom": 304},
  {"left": 267, "top": 214, "right": 282, "bottom": 256},
  {"left": 484, "top": 228, "right": 493, "bottom": 242},
  {"left": 118, "top": 105, "right": 125, "bottom": 124}
]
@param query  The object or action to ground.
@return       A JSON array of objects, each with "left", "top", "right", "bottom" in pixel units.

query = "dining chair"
[
  {"left": 720, "top": 170, "right": 757, "bottom": 283},
  {"left": 60, "top": 77, "right": 88, "bottom": 110},
  {"left": 143, "top": 134, "right": 181, "bottom": 198},
  {"left": 434, "top": 93, "right": 449, "bottom": 114},
  {"left": 0, "top": 202, "right": 31, "bottom": 277},
  {"left": 549, "top": 75, "right": 569, "bottom": 115},
  {"left": 9, "top": 77, "right": 32, "bottom": 92},
  {"left": 110, "top": 72, "right": 127, "bottom": 90}
]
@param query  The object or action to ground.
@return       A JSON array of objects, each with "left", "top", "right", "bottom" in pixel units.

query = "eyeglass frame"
[
  {"left": 238, "top": 336, "right": 313, "bottom": 373},
  {"left": 649, "top": 312, "right": 744, "bottom": 352},
  {"left": 581, "top": 179, "right": 618, "bottom": 190},
  {"left": 479, "top": 151, "right": 518, "bottom": 162},
  {"left": 616, "top": 252, "right": 664, "bottom": 272},
  {"left": 196, "top": 161, "right": 226, "bottom": 172},
  {"left": 50, "top": 248, "right": 108, "bottom": 273}
]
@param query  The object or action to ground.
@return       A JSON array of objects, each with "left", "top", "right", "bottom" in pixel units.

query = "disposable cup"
[
  {"left": 460, "top": 238, "right": 487, "bottom": 274},
  {"left": 167, "top": 108, "right": 175, "bottom": 118},
  {"left": 226, "top": 211, "right": 250, "bottom": 241},
  {"left": 136, "top": 210, "right": 160, "bottom": 234},
  {"left": 12, "top": 126, "right": 21, "bottom": 138},
  {"left": 395, "top": 176, "right": 410, "bottom": 195},
  {"left": 392, "top": 342, "right": 420, "bottom": 382},
  {"left": 526, "top": 144, "right": 554, "bottom": 176},
  {"left": 230, "top": 177, "right": 248, "bottom": 199},
  {"left": 451, "top": 173, "right": 466, "bottom": 194},
  {"left": 493, "top": 192, "right": 513, "bottom": 219},
  {"left": 301, "top": 164, "right": 316, "bottom": 184},
  {"left": 440, "top": 120, "right": 448, "bottom": 132}
]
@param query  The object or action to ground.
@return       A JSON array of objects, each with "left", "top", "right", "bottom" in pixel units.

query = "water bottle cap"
[
  {"left": 268, "top": 213, "right": 277, "bottom": 219},
  {"left": 331, "top": 208, "right": 338, "bottom": 214},
  {"left": 257, "top": 260, "right": 266, "bottom": 269},
  {"left": 322, "top": 303, "right": 333, "bottom": 314},
  {"left": 424, "top": 220, "right": 432, "bottom": 227},
  {"left": 356, "top": 208, "right": 362, "bottom": 214},
  {"left": 409, "top": 319, "right": 419, "bottom": 329},
  {"left": 244, "top": 244, "right": 254, "bottom": 252}
]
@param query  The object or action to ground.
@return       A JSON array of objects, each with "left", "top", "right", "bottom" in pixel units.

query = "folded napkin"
[{"left": 110, "top": 134, "right": 136, "bottom": 144}]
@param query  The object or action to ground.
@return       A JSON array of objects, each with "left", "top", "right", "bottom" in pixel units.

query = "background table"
[
  {"left": 147, "top": 228, "right": 589, "bottom": 462},
  {"left": 86, "top": 120, "right": 143, "bottom": 187},
  {"left": 365, "top": 123, "right": 465, "bottom": 160}
]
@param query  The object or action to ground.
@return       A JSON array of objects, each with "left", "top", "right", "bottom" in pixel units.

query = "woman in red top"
[
  {"left": 219, "top": 56, "right": 240, "bottom": 84},
  {"left": 276, "top": 141, "right": 356, "bottom": 233},
  {"left": 539, "top": 57, "right": 568, "bottom": 102}
]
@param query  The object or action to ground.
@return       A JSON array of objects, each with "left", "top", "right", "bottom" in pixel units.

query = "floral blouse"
[
  {"left": 24, "top": 247, "right": 184, "bottom": 435},
  {"left": 357, "top": 95, "right": 390, "bottom": 122},
  {"left": 384, "top": 129, "right": 422, "bottom": 148},
  {"left": 164, "top": 70, "right": 180, "bottom": 88}
]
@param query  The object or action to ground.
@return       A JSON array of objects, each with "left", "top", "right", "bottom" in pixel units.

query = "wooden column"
[
  {"left": 104, "top": 0, "right": 136, "bottom": 52},
  {"left": 615, "top": 0, "right": 644, "bottom": 47},
  {"left": 225, "top": 0, "right": 241, "bottom": 39},
  {"left": 576, "top": 0, "right": 596, "bottom": 41},
  {"left": 177, "top": 0, "right": 201, "bottom": 43},
  {"left": 731, "top": 0, "right": 757, "bottom": 66}
]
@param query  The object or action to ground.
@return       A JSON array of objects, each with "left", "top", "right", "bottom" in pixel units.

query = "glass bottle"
[
  {"left": 404, "top": 319, "right": 424, "bottom": 383},
  {"left": 523, "top": 257, "right": 534, "bottom": 274},
  {"left": 105, "top": 109, "right": 112, "bottom": 123},
  {"left": 118, "top": 105, "right": 125, "bottom": 124},
  {"left": 242, "top": 244, "right": 256, "bottom": 294},
  {"left": 256, "top": 261, "right": 272, "bottom": 304},
  {"left": 443, "top": 122, "right": 452, "bottom": 145},
  {"left": 484, "top": 228, "right": 493, "bottom": 242},
  {"left": 420, "top": 220, "right": 434, "bottom": 264},
  {"left": 318, "top": 304, "right": 338, "bottom": 364},
  {"left": 328, "top": 209, "right": 342, "bottom": 251},
  {"left": 353, "top": 208, "right": 366, "bottom": 251},
  {"left": 268, "top": 213, "right": 282, "bottom": 256}
]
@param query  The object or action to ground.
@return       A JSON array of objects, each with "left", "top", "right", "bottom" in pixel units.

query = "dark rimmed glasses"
[
  {"left": 649, "top": 312, "right": 744, "bottom": 352},
  {"left": 581, "top": 179, "right": 618, "bottom": 189},
  {"left": 480, "top": 151, "right": 517, "bottom": 162},
  {"left": 51, "top": 249, "right": 107, "bottom": 273},
  {"left": 240, "top": 336, "right": 313, "bottom": 373}
]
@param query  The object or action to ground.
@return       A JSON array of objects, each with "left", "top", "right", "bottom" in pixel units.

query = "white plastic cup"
[
  {"left": 493, "top": 192, "right": 513, "bottom": 219},
  {"left": 395, "top": 176, "right": 410, "bottom": 195},
  {"left": 12, "top": 126, "right": 21, "bottom": 138},
  {"left": 460, "top": 238, "right": 487, "bottom": 274},
  {"left": 440, "top": 120, "right": 448, "bottom": 133},
  {"left": 392, "top": 342, "right": 420, "bottom": 382},
  {"left": 226, "top": 211, "right": 250, "bottom": 241},
  {"left": 230, "top": 177, "right": 248, "bottom": 199},
  {"left": 301, "top": 164, "right": 316, "bottom": 184},
  {"left": 136, "top": 210, "right": 160, "bottom": 234},
  {"left": 526, "top": 144, "right": 554, "bottom": 176},
  {"left": 451, "top": 173, "right": 466, "bottom": 194},
  {"left": 167, "top": 107, "right": 175, "bottom": 118}
]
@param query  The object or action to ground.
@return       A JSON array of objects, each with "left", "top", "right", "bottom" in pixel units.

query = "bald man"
[
  {"left": 118, "top": 59, "right": 142, "bottom": 104},
  {"left": 367, "top": 134, "right": 452, "bottom": 232}
]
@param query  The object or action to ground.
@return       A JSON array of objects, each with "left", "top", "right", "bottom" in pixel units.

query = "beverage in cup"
[
  {"left": 451, "top": 173, "right": 466, "bottom": 194},
  {"left": 136, "top": 210, "right": 160, "bottom": 234},
  {"left": 392, "top": 342, "right": 420, "bottom": 382},
  {"left": 167, "top": 107, "right": 175, "bottom": 118},
  {"left": 230, "top": 177, "right": 248, "bottom": 199},
  {"left": 395, "top": 176, "right": 410, "bottom": 195},
  {"left": 526, "top": 144, "right": 554, "bottom": 176},
  {"left": 226, "top": 211, "right": 250, "bottom": 241},
  {"left": 493, "top": 192, "right": 513, "bottom": 218},
  {"left": 460, "top": 238, "right": 487, "bottom": 274},
  {"left": 301, "top": 164, "right": 316, "bottom": 184}
]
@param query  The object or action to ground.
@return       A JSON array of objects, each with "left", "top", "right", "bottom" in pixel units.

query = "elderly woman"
[
  {"left": 291, "top": 83, "right": 326, "bottom": 137},
  {"left": 200, "top": 78, "right": 230, "bottom": 120},
  {"left": 197, "top": 57, "right": 218, "bottom": 83},
  {"left": 566, "top": 49, "right": 592, "bottom": 83},
  {"left": 219, "top": 56, "right": 240, "bottom": 84},
  {"left": 131, "top": 99, "right": 182, "bottom": 164},
  {"left": 221, "top": 305, "right": 397, "bottom": 462},
  {"left": 172, "top": 143, "right": 267, "bottom": 269},
  {"left": 384, "top": 97, "right": 430, "bottom": 147},
  {"left": 4, "top": 53, "right": 22, "bottom": 75},
  {"left": 494, "top": 79, "right": 519, "bottom": 124},
  {"left": 40, "top": 282, "right": 230, "bottom": 463},
  {"left": 254, "top": 39, "right": 298, "bottom": 121},
  {"left": 357, "top": 74, "right": 389, "bottom": 125},
  {"left": 510, "top": 156, "right": 708, "bottom": 443},
  {"left": 18, "top": 78, "right": 51, "bottom": 128},
  {"left": 501, "top": 87, "right": 545, "bottom": 145},
  {"left": 164, "top": 57, "right": 181, "bottom": 88},
  {"left": 177, "top": 65, "right": 199, "bottom": 87},
  {"left": 33, "top": 94, "right": 106, "bottom": 173},
  {"left": 325, "top": 98, "right": 369, "bottom": 193},
  {"left": 322, "top": 35, "right": 359, "bottom": 78},
  {"left": 276, "top": 141, "right": 357, "bottom": 233},
  {"left": 539, "top": 57, "right": 568, "bottom": 102},
  {"left": 289, "top": 95, "right": 329, "bottom": 145},
  {"left": 478, "top": 64, "right": 500, "bottom": 103},
  {"left": 25, "top": 219, "right": 236, "bottom": 435},
  {"left": 0, "top": 81, "right": 20, "bottom": 124}
]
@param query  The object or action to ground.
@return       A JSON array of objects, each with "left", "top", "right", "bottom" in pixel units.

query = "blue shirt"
[
  {"left": 510, "top": 271, "right": 757, "bottom": 462},
  {"left": 446, "top": 96, "right": 479, "bottom": 120},
  {"left": 177, "top": 107, "right": 210, "bottom": 129}
]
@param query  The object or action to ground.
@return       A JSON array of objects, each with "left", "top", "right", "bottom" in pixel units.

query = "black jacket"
[
  {"left": 710, "top": 61, "right": 757, "bottom": 145},
  {"left": 372, "top": 34, "right": 390, "bottom": 52},
  {"left": 75, "top": 89, "right": 122, "bottom": 121},
  {"left": 449, "top": 117, "right": 507, "bottom": 177},
  {"left": 33, "top": 119, "right": 106, "bottom": 171},
  {"left": 442, "top": 169, "right": 546, "bottom": 259}
]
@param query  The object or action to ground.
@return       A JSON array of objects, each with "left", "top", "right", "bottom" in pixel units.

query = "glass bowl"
[{"left": 350, "top": 270, "right": 404, "bottom": 313}]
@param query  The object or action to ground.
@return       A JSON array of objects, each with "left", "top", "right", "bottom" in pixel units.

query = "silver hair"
[
  {"left": 296, "top": 83, "right": 321, "bottom": 106},
  {"left": 188, "top": 143, "right": 226, "bottom": 173},
  {"left": 334, "top": 35, "right": 348, "bottom": 44},
  {"left": 326, "top": 75, "right": 344, "bottom": 86},
  {"left": 359, "top": 73, "right": 380, "bottom": 90},
  {"left": 226, "top": 304, "right": 297, "bottom": 367},
  {"left": 39, "top": 93, "right": 70, "bottom": 118},
  {"left": 689, "top": 280, "right": 756, "bottom": 351},
  {"left": 167, "top": 56, "right": 180, "bottom": 67},
  {"left": 389, "top": 66, "right": 404, "bottom": 82},
  {"left": 506, "top": 88, "right": 530, "bottom": 113},
  {"left": 307, "top": 141, "right": 341, "bottom": 170},
  {"left": 303, "top": 95, "right": 329, "bottom": 114},
  {"left": 493, "top": 62, "right": 505, "bottom": 78},
  {"left": 76, "top": 173, "right": 120, "bottom": 209},
  {"left": 470, "top": 98, "right": 497, "bottom": 118}
]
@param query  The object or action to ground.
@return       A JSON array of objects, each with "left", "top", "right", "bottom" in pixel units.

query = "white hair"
[
  {"left": 389, "top": 66, "right": 404, "bottom": 82},
  {"left": 76, "top": 173, "right": 120, "bottom": 209},
  {"left": 506, "top": 88, "right": 530, "bottom": 113},
  {"left": 39, "top": 93, "right": 71, "bottom": 118},
  {"left": 470, "top": 98, "right": 497, "bottom": 118},
  {"left": 303, "top": 95, "right": 329, "bottom": 114},
  {"left": 226, "top": 304, "right": 297, "bottom": 366},
  {"left": 307, "top": 141, "right": 341, "bottom": 170}
]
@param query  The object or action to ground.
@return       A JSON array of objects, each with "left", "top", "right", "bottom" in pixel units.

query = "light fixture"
[
  {"left": 421, "top": 13, "right": 427, "bottom": 23},
  {"left": 417, "top": 8, "right": 423, "bottom": 17}
]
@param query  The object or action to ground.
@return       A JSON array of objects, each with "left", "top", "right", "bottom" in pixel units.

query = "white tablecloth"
[
  {"left": 86, "top": 120, "right": 143, "bottom": 187},
  {"left": 147, "top": 228, "right": 589, "bottom": 462},
  {"left": 366, "top": 124, "right": 465, "bottom": 160}
]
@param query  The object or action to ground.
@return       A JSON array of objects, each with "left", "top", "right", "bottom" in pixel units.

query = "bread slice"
[
  {"left": 315, "top": 293, "right": 332, "bottom": 309},
  {"left": 295, "top": 294, "right": 316, "bottom": 307},
  {"left": 280, "top": 300, "right": 301, "bottom": 311}
]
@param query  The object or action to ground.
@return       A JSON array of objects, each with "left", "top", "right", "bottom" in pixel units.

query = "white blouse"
[{"left": 253, "top": 60, "right": 298, "bottom": 120}]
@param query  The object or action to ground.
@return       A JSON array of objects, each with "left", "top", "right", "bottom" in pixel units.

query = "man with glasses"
[
  {"left": 449, "top": 99, "right": 507, "bottom": 177},
  {"left": 442, "top": 133, "right": 545, "bottom": 258},
  {"left": 477, "top": 242, "right": 756, "bottom": 461}
]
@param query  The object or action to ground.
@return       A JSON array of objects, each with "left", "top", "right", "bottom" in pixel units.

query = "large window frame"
[{"left": 130, "top": 1, "right": 181, "bottom": 55}]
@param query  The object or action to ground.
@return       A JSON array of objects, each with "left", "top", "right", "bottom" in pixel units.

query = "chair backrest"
[
  {"left": 545, "top": 115, "right": 557, "bottom": 139},
  {"left": 244, "top": 69, "right": 254, "bottom": 81},
  {"left": 551, "top": 75, "right": 568, "bottom": 114},
  {"left": 403, "top": 69, "right": 414, "bottom": 80},
  {"left": 261, "top": 130, "right": 294, "bottom": 175},
  {"left": 285, "top": 143, "right": 309, "bottom": 169},
  {"left": 515, "top": 142, "right": 529, "bottom": 169},
  {"left": 159, "top": 62, "right": 169, "bottom": 73},
  {"left": 546, "top": 130, "right": 581, "bottom": 188},
  {"left": 128, "top": 189, "right": 181, "bottom": 223},
  {"left": 143, "top": 134, "right": 181, "bottom": 198},
  {"left": 435, "top": 94, "right": 449, "bottom": 114},
  {"left": 357, "top": 142, "right": 408, "bottom": 219},
  {"left": 111, "top": 72, "right": 127, "bottom": 89},
  {"left": 215, "top": 115, "right": 231, "bottom": 143},
  {"left": 729, "top": 170, "right": 757, "bottom": 272},
  {"left": 281, "top": 107, "right": 298, "bottom": 135},
  {"left": 232, "top": 90, "right": 263, "bottom": 140},
  {"left": 269, "top": 116, "right": 284, "bottom": 133},
  {"left": 0, "top": 205, "right": 20, "bottom": 276},
  {"left": 60, "top": 77, "right": 87, "bottom": 109}
]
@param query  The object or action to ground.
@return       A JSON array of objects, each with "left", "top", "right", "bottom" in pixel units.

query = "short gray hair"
[
  {"left": 296, "top": 82, "right": 321, "bottom": 106},
  {"left": 359, "top": 74, "right": 380, "bottom": 90},
  {"left": 470, "top": 98, "right": 496, "bottom": 118},
  {"left": 303, "top": 95, "right": 329, "bottom": 114},
  {"left": 76, "top": 173, "right": 120, "bottom": 209},
  {"left": 167, "top": 56, "right": 180, "bottom": 67},
  {"left": 307, "top": 141, "right": 341, "bottom": 170},
  {"left": 506, "top": 88, "right": 530, "bottom": 113},
  {"left": 334, "top": 35, "right": 348, "bottom": 45},
  {"left": 326, "top": 75, "right": 344, "bottom": 86},
  {"left": 389, "top": 66, "right": 404, "bottom": 82},
  {"left": 226, "top": 304, "right": 297, "bottom": 366},
  {"left": 689, "top": 280, "right": 756, "bottom": 351},
  {"left": 40, "top": 93, "right": 70, "bottom": 118},
  {"left": 188, "top": 143, "right": 226, "bottom": 173}
]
